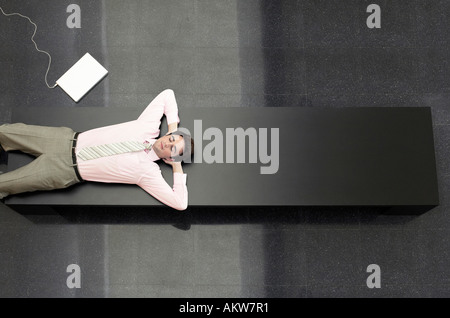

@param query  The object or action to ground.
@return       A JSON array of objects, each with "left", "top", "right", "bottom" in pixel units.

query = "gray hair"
[{"left": 169, "top": 128, "right": 193, "bottom": 163}]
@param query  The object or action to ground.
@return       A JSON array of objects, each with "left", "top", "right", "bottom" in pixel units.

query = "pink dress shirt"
[{"left": 75, "top": 89, "right": 188, "bottom": 211}]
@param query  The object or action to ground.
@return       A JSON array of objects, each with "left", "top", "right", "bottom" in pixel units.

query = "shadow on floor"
[{"left": 6, "top": 204, "right": 422, "bottom": 230}]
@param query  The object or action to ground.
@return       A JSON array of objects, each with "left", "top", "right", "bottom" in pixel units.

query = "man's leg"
[
  {"left": 0, "top": 123, "right": 80, "bottom": 198},
  {"left": 0, "top": 153, "right": 80, "bottom": 198},
  {"left": 0, "top": 123, "right": 75, "bottom": 156}
]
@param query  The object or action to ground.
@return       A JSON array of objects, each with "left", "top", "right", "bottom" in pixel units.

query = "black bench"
[{"left": 4, "top": 106, "right": 439, "bottom": 214}]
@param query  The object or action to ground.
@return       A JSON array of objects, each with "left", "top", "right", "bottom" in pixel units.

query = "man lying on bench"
[{"left": 0, "top": 89, "right": 193, "bottom": 211}]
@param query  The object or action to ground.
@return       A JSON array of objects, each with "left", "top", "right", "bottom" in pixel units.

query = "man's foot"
[
  {"left": 0, "top": 144, "right": 8, "bottom": 166},
  {"left": 0, "top": 192, "right": 8, "bottom": 203}
]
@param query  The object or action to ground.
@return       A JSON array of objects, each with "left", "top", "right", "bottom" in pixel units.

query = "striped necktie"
[{"left": 77, "top": 141, "right": 152, "bottom": 161}]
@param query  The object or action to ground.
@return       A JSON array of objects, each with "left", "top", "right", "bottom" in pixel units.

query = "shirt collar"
[{"left": 147, "top": 148, "right": 161, "bottom": 162}]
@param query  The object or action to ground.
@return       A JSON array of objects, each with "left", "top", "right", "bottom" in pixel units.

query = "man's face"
[{"left": 152, "top": 134, "right": 185, "bottom": 160}]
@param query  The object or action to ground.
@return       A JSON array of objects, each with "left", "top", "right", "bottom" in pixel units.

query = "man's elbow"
[
  {"left": 163, "top": 88, "right": 175, "bottom": 97},
  {"left": 171, "top": 197, "right": 188, "bottom": 211},
  {"left": 173, "top": 202, "right": 188, "bottom": 211}
]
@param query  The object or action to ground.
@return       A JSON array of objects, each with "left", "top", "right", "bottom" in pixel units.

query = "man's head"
[{"left": 152, "top": 129, "right": 194, "bottom": 163}]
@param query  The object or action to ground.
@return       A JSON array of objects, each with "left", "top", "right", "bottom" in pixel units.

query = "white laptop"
[{"left": 56, "top": 53, "right": 108, "bottom": 102}]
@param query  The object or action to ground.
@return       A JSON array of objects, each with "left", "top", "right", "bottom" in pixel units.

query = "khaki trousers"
[{"left": 0, "top": 123, "right": 81, "bottom": 198}]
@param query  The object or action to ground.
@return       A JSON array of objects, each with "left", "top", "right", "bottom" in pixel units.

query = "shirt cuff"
[
  {"left": 166, "top": 112, "right": 180, "bottom": 126},
  {"left": 173, "top": 172, "right": 187, "bottom": 185}
]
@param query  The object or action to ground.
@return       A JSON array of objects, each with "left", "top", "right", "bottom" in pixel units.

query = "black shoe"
[
  {"left": 0, "top": 192, "right": 8, "bottom": 204},
  {"left": 0, "top": 145, "right": 8, "bottom": 165}
]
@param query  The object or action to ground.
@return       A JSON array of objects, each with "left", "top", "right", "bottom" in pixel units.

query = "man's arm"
[
  {"left": 138, "top": 168, "right": 188, "bottom": 211},
  {"left": 138, "top": 89, "right": 180, "bottom": 127},
  {"left": 172, "top": 162, "right": 183, "bottom": 174},
  {"left": 168, "top": 122, "right": 178, "bottom": 134},
  {"left": 163, "top": 158, "right": 183, "bottom": 173}
]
